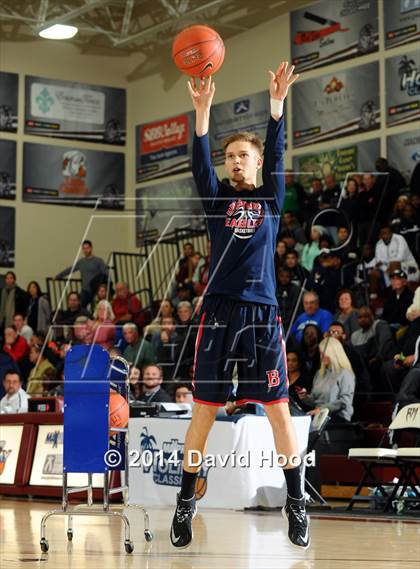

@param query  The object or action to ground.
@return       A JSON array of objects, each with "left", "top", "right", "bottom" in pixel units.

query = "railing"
[{"left": 46, "top": 277, "right": 82, "bottom": 313}]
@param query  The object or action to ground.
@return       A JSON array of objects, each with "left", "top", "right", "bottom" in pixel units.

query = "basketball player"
[{"left": 170, "top": 62, "right": 310, "bottom": 550}]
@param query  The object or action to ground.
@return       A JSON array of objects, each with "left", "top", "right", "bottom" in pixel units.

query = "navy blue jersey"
[{"left": 192, "top": 116, "right": 285, "bottom": 306}]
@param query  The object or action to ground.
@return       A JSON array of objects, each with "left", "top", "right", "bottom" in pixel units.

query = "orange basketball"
[
  {"left": 109, "top": 390, "right": 129, "bottom": 432},
  {"left": 172, "top": 25, "right": 225, "bottom": 77}
]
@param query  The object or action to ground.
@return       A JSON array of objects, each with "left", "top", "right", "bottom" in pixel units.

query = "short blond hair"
[{"left": 223, "top": 131, "right": 263, "bottom": 156}]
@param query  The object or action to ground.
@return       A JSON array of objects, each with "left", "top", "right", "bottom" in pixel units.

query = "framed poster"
[
  {"left": 135, "top": 111, "right": 195, "bottom": 183},
  {"left": 387, "top": 131, "right": 420, "bottom": 185},
  {"left": 136, "top": 177, "right": 204, "bottom": 245},
  {"left": 293, "top": 138, "right": 380, "bottom": 188},
  {"left": 290, "top": 0, "right": 378, "bottom": 72},
  {"left": 386, "top": 49, "right": 420, "bottom": 127},
  {"left": 0, "top": 139, "right": 17, "bottom": 200},
  {"left": 0, "top": 71, "right": 18, "bottom": 133},
  {"left": 384, "top": 0, "right": 420, "bottom": 49},
  {"left": 23, "top": 142, "right": 125, "bottom": 209},
  {"left": 0, "top": 206, "right": 15, "bottom": 268},
  {"left": 292, "top": 61, "right": 380, "bottom": 148},
  {"left": 25, "top": 76, "right": 126, "bottom": 144},
  {"left": 0, "top": 425, "right": 23, "bottom": 485}
]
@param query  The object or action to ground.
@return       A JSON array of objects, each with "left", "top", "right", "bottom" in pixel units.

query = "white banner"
[
  {"left": 128, "top": 416, "right": 311, "bottom": 509},
  {"left": 30, "top": 82, "right": 105, "bottom": 125},
  {"left": 0, "top": 424, "right": 23, "bottom": 485}
]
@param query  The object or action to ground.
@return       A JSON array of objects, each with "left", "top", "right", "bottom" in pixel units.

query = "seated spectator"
[
  {"left": 351, "top": 307, "right": 396, "bottom": 393},
  {"left": 336, "top": 226, "right": 358, "bottom": 264},
  {"left": 382, "top": 269, "right": 414, "bottom": 331},
  {"left": 71, "top": 316, "right": 92, "bottom": 345},
  {"left": 274, "top": 240, "right": 288, "bottom": 272},
  {"left": 0, "top": 351, "right": 19, "bottom": 399},
  {"left": 155, "top": 317, "right": 180, "bottom": 382},
  {"left": 307, "top": 252, "right": 355, "bottom": 313},
  {"left": 144, "top": 299, "right": 174, "bottom": 339},
  {"left": 278, "top": 231, "right": 304, "bottom": 257},
  {"left": 358, "top": 174, "right": 380, "bottom": 245},
  {"left": 90, "top": 300, "right": 116, "bottom": 350},
  {"left": 299, "top": 323, "right": 322, "bottom": 390},
  {"left": 339, "top": 177, "right": 360, "bottom": 229},
  {"left": 26, "top": 281, "right": 51, "bottom": 335},
  {"left": 391, "top": 201, "right": 420, "bottom": 262},
  {"left": 291, "top": 291, "right": 333, "bottom": 343},
  {"left": 0, "top": 370, "right": 28, "bottom": 413},
  {"left": 138, "top": 364, "right": 172, "bottom": 403},
  {"left": 375, "top": 225, "right": 418, "bottom": 285},
  {"left": 55, "top": 292, "right": 91, "bottom": 338},
  {"left": 13, "top": 313, "right": 33, "bottom": 344},
  {"left": 175, "top": 383, "right": 193, "bottom": 403},
  {"left": 173, "top": 283, "right": 194, "bottom": 308},
  {"left": 321, "top": 174, "right": 341, "bottom": 208},
  {"left": 375, "top": 157, "right": 407, "bottom": 224},
  {"left": 122, "top": 323, "right": 155, "bottom": 369},
  {"left": 42, "top": 367, "right": 61, "bottom": 395},
  {"left": 112, "top": 282, "right": 142, "bottom": 327},
  {"left": 276, "top": 268, "right": 302, "bottom": 332},
  {"left": 151, "top": 316, "right": 176, "bottom": 351},
  {"left": 302, "top": 178, "right": 324, "bottom": 221},
  {"left": 26, "top": 344, "right": 55, "bottom": 397},
  {"left": 173, "top": 301, "right": 196, "bottom": 378},
  {"left": 177, "top": 251, "right": 202, "bottom": 288},
  {"left": 298, "top": 337, "right": 355, "bottom": 423},
  {"left": 302, "top": 226, "right": 323, "bottom": 271},
  {"left": 334, "top": 289, "right": 360, "bottom": 338},
  {"left": 0, "top": 271, "right": 29, "bottom": 330},
  {"left": 193, "top": 242, "right": 210, "bottom": 297},
  {"left": 284, "top": 249, "right": 309, "bottom": 286},
  {"left": 356, "top": 243, "right": 382, "bottom": 299},
  {"left": 282, "top": 211, "right": 306, "bottom": 245},
  {"left": 178, "top": 242, "right": 195, "bottom": 271},
  {"left": 93, "top": 283, "right": 113, "bottom": 310},
  {"left": 394, "top": 337, "right": 420, "bottom": 410},
  {"left": 2, "top": 325, "right": 30, "bottom": 364}
]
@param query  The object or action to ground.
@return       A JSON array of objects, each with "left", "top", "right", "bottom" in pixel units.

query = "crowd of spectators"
[{"left": 0, "top": 160, "right": 419, "bottom": 422}]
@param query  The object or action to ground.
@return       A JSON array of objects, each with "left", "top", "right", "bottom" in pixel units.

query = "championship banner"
[
  {"left": 135, "top": 111, "right": 195, "bottom": 182},
  {"left": 290, "top": 0, "right": 378, "bottom": 72},
  {"left": 292, "top": 61, "right": 380, "bottom": 148},
  {"left": 292, "top": 138, "right": 380, "bottom": 188},
  {"left": 209, "top": 90, "right": 283, "bottom": 165},
  {"left": 384, "top": 0, "right": 420, "bottom": 49},
  {"left": 23, "top": 142, "right": 125, "bottom": 209},
  {"left": 0, "top": 206, "right": 15, "bottom": 268},
  {"left": 0, "top": 425, "right": 23, "bottom": 485},
  {"left": 25, "top": 76, "right": 126, "bottom": 145},
  {"left": 0, "top": 139, "right": 17, "bottom": 200},
  {"left": 387, "top": 130, "right": 420, "bottom": 185},
  {"left": 0, "top": 71, "right": 18, "bottom": 133},
  {"left": 386, "top": 49, "right": 420, "bottom": 127},
  {"left": 136, "top": 177, "right": 204, "bottom": 245}
]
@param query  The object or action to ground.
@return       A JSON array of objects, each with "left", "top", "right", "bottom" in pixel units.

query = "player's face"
[{"left": 224, "top": 141, "right": 262, "bottom": 185}]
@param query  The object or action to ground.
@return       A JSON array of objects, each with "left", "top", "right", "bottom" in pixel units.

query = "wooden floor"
[{"left": 1, "top": 499, "right": 419, "bottom": 569}]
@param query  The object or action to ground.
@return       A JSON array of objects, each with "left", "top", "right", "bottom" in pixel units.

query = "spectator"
[
  {"left": 151, "top": 316, "right": 176, "bottom": 351},
  {"left": 13, "top": 313, "right": 33, "bottom": 344},
  {"left": 287, "top": 350, "right": 312, "bottom": 393},
  {"left": 375, "top": 225, "right": 418, "bottom": 285},
  {"left": 173, "top": 282, "right": 194, "bottom": 308},
  {"left": 299, "top": 323, "right": 322, "bottom": 389},
  {"left": 340, "top": 177, "right": 360, "bottom": 228},
  {"left": 2, "top": 325, "right": 30, "bottom": 364},
  {"left": 406, "top": 287, "right": 420, "bottom": 322},
  {"left": 350, "top": 306, "right": 395, "bottom": 392},
  {"left": 358, "top": 174, "right": 380, "bottom": 245},
  {"left": 394, "top": 336, "right": 420, "bottom": 409},
  {"left": 71, "top": 316, "right": 92, "bottom": 345},
  {"left": 298, "top": 337, "right": 355, "bottom": 423},
  {"left": 321, "top": 174, "right": 341, "bottom": 208},
  {"left": 56, "top": 292, "right": 91, "bottom": 337},
  {"left": 144, "top": 299, "right": 174, "bottom": 339},
  {"left": 0, "top": 351, "right": 19, "bottom": 399},
  {"left": 122, "top": 323, "right": 155, "bottom": 369},
  {"left": 281, "top": 211, "right": 306, "bottom": 245},
  {"left": 26, "top": 281, "right": 51, "bottom": 335},
  {"left": 173, "top": 301, "right": 196, "bottom": 379},
  {"left": 302, "top": 178, "right": 324, "bottom": 221},
  {"left": 284, "top": 170, "right": 306, "bottom": 217},
  {"left": 382, "top": 269, "right": 414, "bottom": 331},
  {"left": 391, "top": 201, "right": 420, "bottom": 262},
  {"left": 90, "top": 300, "right": 116, "bottom": 350},
  {"left": 0, "top": 271, "right": 29, "bottom": 330},
  {"left": 193, "top": 241, "right": 211, "bottom": 296},
  {"left": 382, "top": 316, "right": 420, "bottom": 394},
  {"left": 278, "top": 231, "right": 304, "bottom": 257},
  {"left": 276, "top": 268, "right": 302, "bottom": 332},
  {"left": 284, "top": 250, "right": 309, "bottom": 286},
  {"left": 375, "top": 157, "right": 407, "bottom": 224},
  {"left": 175, "top": 383, "right": 193, "bottom": 403},
  {"left": 112, "top": 282, "right": 142, "bottom": 327},
  {"left": 138, "top": 364, "right": 172, "bottom": 403},
  {"left": 93, "top": 283, "right": 112, "bottom": 310},
  {"left": 56, "top": 240, "right": 108, "bottom": 308},
  {"left": 155, "top": 316, "right": 180, "bottom": 382},
  {"left": 336, "top": 226, "right": 358, "bottom": 264},
  {"left": 274, "top": 240, "right": 288, "bottom": 272},
  {"left": 302, "top": 226, "right": 323, "bottom": 271},
  {"left": 307, "top": 252, "right": 354, "bottom": 313},
  {"left": 334, "top": 289, "right": 360, "bottom": 338},
  {"left": 0, "top": 370, "right": 28, "bottom": 413},
  {"left": 356, "top": 243, "right": 382, "bottom": 300},
  {"left": 26, "top": 344, "right": 55, "bottom": 397},
  {"left": 291, "top": 291, "right": 333, "bottom": 343}
]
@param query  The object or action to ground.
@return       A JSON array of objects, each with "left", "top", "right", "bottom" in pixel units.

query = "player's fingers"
[
  {"left": 289, "top": 73, "right": 300, "bottom": 85},
  {"left": 275, "top": 61, "right": 285, "bottom": 75},
  {"left": 286, "top": 64, "right": 295, "bottom": 80},
  {"left": 187, "top": 80, "right": 198, "bottom": 97},
  {"left": 268, "top": 70, "right": 276, "bottom": 83},
  {"left": 282, "top": 61, "right": 288, "bottom": 76},
  {"left": 206, "top": 75, "right": 212, "bottom": 94}
]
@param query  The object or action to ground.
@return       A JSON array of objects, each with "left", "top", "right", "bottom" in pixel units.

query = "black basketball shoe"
[
  {"left": 282, "top": 495, "right": 310, "bottom": 549},
  {"left": 170, "top": 493, "right": 197, "bottom": 548}
]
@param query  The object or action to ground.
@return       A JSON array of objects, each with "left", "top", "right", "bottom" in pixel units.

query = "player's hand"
[
  {"left": 187, "top": 76, "right": 215, "bottom": 112},
  {"left": 268, "top": 61, "right": 299, "bottom": 101}
]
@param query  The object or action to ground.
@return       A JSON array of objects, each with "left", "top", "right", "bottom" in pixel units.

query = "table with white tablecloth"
[{"left": 128, "top": 415, "right": 311, "bottom": 509}]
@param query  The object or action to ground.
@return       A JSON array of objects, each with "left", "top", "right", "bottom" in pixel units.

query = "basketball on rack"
[
  {"left": 172, "top": 25, "right": 225, "bottom": 77},
  {"left": 109, "top": 390, "right": 129, "bottom": 432}
]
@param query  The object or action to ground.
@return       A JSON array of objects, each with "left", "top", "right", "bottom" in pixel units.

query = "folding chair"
[
  {"left": 347, "top": 403, "right": 420, "bottom": 512},
  {"left": 305, "top": 408, "right": 331, "bottom": 508}
]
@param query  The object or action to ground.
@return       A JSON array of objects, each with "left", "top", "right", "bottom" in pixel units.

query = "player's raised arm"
[
  {"left": 263, "top": 61, "right": 299, "bottom": 213},
  {"left": 187, "top": 76, "right": 215, "bottom": 136}
]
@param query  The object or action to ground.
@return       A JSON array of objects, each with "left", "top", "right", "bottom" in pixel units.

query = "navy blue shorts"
[{"left": 193, "top": 295, "right": 289, "bottom": 406}]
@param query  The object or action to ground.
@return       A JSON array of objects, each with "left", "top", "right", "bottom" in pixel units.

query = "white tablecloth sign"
[{"left": 128, "top": 415, "right": 310, "bottom": 509}]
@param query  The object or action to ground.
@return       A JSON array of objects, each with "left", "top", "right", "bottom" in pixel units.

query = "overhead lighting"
[{"left": 39, "top": 24, "right": 78, "bottom": 40}]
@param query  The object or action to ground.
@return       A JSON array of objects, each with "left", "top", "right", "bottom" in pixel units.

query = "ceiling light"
[{"left": 39, "top": 24, "right": 78, "bottom": 40}]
